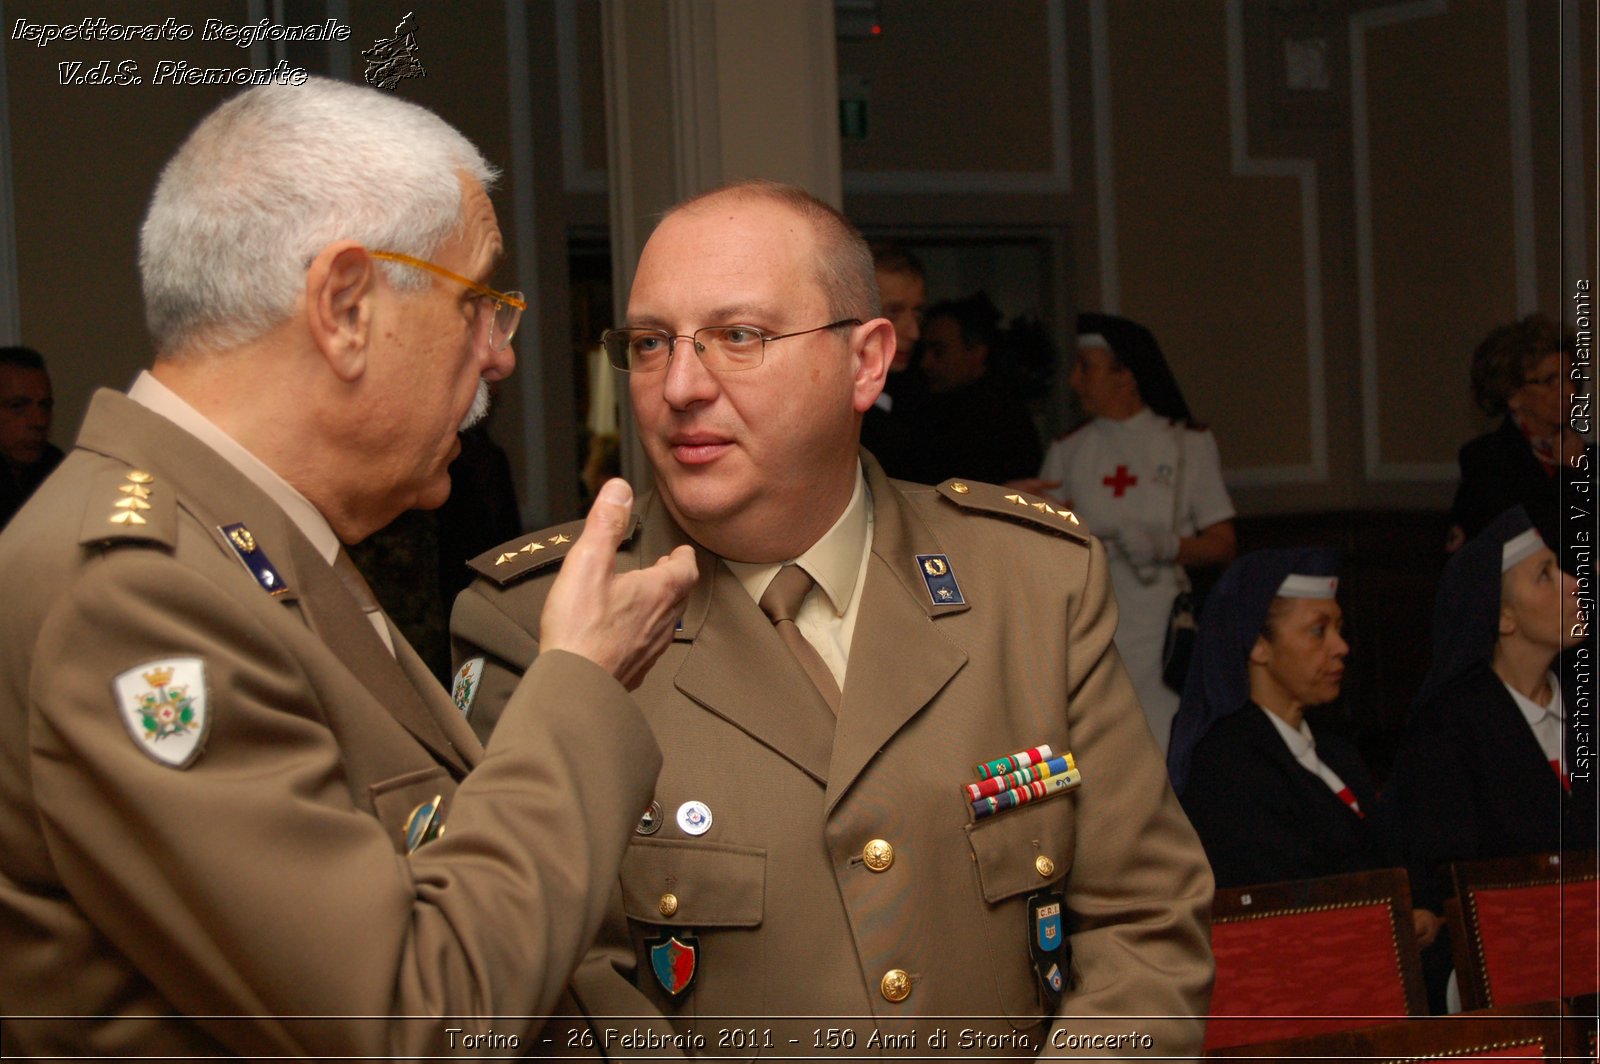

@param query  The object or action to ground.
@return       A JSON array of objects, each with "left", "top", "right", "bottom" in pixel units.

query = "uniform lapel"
[
  {"left": 825, "top": 460, "right": 967, "bottom": 813},
  {"left": 1246, "top": 706, "right": 1354, "bottom": 823},
  {"left": 287, "top": 531, "right": 472, "bottom": 775},
  {"left": 637, "top": 494, "right": 834, "bottom": 783},
  {"left": 389, "top": 615, "right": 483, "bottom": 770},
  {"left": 672, "top": 561, "right": 836, "bottom": 783},
  {"left": 1484, "top": 680, "right": 1566, "bottom": 804}
]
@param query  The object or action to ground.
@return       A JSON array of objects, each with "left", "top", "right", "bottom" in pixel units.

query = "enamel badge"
[
  {"left": 916, "top": 553, "right": 965, "bottom": 605},
  {"left": 1028, "top": 889, "right": 1070, "bottom": 1006},
  {"left": 219, "top": 522, "right": 289, "bottom": 597},
  {"left": 451, "top": 657, "right": 484, "bottom": 717},
  {"left": 648, "top": 931, "right": 700, "bottom": 999},
  {"left": 113, "top": 658, "right": 209, "bottom": 768},
  {"left": 403, "top": 795, "right": 447, "bottom": 853}
]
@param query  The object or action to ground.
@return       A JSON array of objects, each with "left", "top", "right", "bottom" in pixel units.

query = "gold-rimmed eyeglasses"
[
  {"left": 601, "top": 319, "right": 861, "bottom": 373},
  {"left": 370, "top": 250, "right": 526, "bottom": 351}
]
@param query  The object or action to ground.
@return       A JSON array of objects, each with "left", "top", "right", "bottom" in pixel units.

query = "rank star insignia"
[
  {"left": 518, "top": 540, "right": 545, "bottom": 554},
  {"left": 113, "top": 658, "right": 209, "bottom": 768},
  {"left": 548, "top": 534, "right": 571, "bottom": 545}
]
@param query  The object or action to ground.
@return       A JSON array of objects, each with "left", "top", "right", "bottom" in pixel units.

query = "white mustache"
[{"left": 459, "top": 379, "right": 491, "bottom": 432}]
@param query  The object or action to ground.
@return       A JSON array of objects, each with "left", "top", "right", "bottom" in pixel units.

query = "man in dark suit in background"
[{"left": 0, "top": 345, "right": 63, "bottom": 527}]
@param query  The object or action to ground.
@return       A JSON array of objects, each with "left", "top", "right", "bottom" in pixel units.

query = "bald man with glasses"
[{"left": 453, "top": 180, "right": 1212, "bottom": 1056}]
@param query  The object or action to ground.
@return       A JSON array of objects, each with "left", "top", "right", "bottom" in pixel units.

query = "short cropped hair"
[
  {"left": 870, "top": 241, "right": 925, "bottom": 283},
  {"left": 665, "top": 180, "right": 879, "bottom": 321},
  {"left": 0, "top": 346, "right": 46, "bottom": 372},
  {"left": 140, "top": 77, "right": 497, "bottom": 356},
  {"left": 1470, "top": 314, "right": 1574, "bottom": 416}
]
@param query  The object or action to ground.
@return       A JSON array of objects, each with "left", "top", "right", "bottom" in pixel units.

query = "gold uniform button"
[
  {"left": 951, "top": 482, "right": 970, "bottom": 494},
  {"left": 863, "top": 839, "right": 894, "bottom": 872},
  {"left": 880, "top": 968, "right": 912, "bottom": 1003},
  {"left": 1035, "top": 855, "right": 1056, "bottom": 878},
  {"left": 659, "top": 893, "right": 679, "bottom": 917}
]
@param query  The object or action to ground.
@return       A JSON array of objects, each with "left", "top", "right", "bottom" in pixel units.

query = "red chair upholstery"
[
  {"left": 1205, "top": 868, "right": 1428, "bottom": 1052},
  {"left": 1214, "top": 1000, "right": 1585, "bottom": 1062},
  {"left": 1449, "top": 850, "right": 1599, "bottom": 1011}
]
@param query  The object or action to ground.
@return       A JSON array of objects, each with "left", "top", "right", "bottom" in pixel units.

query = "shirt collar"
[
  {"left": 1504, "top": 672, "right": 1565, "bottom": 727},
  {"left": 726, "top": 463, "right": 871, "bottom": 615},
  {"left": 1259, "top": 704, "right": 1317, "bottom": 761},
  {"left": 127, "top": 370, "right": 342, "bottom": 564}
]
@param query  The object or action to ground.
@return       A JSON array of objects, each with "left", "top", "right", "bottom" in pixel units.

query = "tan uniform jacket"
[
  {"left": 0, "top": 391, "right": 661, "bottom": 1060},
  {"left": 452, "top": 457, "right": 1213, "bottom": 1059}
]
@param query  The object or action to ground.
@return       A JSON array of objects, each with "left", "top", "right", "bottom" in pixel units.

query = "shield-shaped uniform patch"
[
  {"left": 451, "top": 657, "right": 485, "bottom": 716},
  {"left": 112, "top": 657, "right": 209, "bottom": 768},
  {"left": 648, "top": 932, "right": 699, "bottom": 999}
]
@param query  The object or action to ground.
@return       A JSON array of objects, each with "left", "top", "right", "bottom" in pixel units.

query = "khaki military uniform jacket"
[
  {"left": 452, "top": 457, "right": 1213, "bottom": 1059},
  {"left": 0, "top": 391, "right": 661, "bottom": 1060}
]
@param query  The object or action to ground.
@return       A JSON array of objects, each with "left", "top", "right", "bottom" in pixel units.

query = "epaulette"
[
  {"left": 934, "top": 479, "right": 1091, "bottom": 545},
  {"left": 78, "top": 465, "right": 178, "bottom": 550},
  {"left": 466, "top": 514, "right": 641, "bottom": 587}
]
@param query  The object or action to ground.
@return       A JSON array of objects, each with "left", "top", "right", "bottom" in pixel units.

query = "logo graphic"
[
  {"left": 113, "top": 657, "right": 209, "bottom": 768},
  {"left": 451, "top": 657, "right": 485, "bottom": 716}
]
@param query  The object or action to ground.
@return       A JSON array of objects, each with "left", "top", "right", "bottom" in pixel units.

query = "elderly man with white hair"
[{"left": 0, "top": 78, "right": 694, "bottom": 1058}]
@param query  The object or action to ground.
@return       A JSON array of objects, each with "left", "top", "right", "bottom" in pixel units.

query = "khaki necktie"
[{"left": 759, "top": 564, "right": 841, "bottom": 714}]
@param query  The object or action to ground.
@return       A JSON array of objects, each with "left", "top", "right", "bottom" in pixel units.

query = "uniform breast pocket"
[
  {"left": 620, "top": 838, "right": 766, "bottom": 1015},
  {"left": 965, "top": 799, "right": 1076, "bottom": 1021},
  {"left": 369, "top": 766, "right": 455, "bottom": 855}
]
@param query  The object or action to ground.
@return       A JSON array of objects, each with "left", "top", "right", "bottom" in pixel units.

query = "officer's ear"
[
  {"left": 305, "top": 242, "right": 375, "bottom": 383},
  {"left": 851, "top": 318, "right": 896, "bottom": 414}
]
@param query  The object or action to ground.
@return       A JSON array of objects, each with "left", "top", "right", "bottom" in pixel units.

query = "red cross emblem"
[{"left": 1102, "top": 465, "right": 1138, "bottom": 497}]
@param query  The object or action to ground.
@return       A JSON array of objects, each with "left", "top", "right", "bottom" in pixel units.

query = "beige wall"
[{"left": 833, "top": 0, "right": 1593, "bottom": 517}]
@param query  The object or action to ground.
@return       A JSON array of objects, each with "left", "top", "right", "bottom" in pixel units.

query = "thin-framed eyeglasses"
[
  {"left": 601, "top": 319, "right": 862, "bottom": 373},
  {"left": 370, "top": 250, "right": 526, "bottom": 351}
]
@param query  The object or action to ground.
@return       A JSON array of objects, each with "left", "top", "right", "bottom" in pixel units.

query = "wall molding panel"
[
  {"left": 557, "top": 0, "right": 608, "bottom": 195},
  {"left": 844, "top": 0, "right": 1071, "bottom": 196},
  {"left": 505, "top": 0, "right": 551, "bottom": 525},
  {"left": 1220, "top": 0, "right": 1328, "bottom": 489},
  {"left": 1351, "top": 0, "right": 1458, "bottom": 484}
]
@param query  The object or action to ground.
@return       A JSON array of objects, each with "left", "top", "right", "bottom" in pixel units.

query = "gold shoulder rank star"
[
  {"left": 109, "top": 470, "right": 157, "bottom": 525},
  {"left": 519, "top": 540, "right": 545, "bottom": 554},
  {"left": 494, "top": 552, "right": 517, "bottom": 566},
  {"left": 549, "top": 534, "right": 571, "bottom": 545}
]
